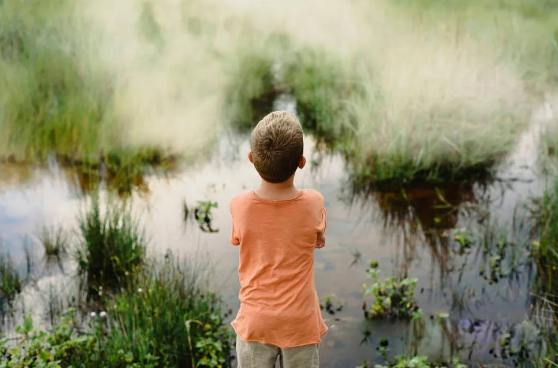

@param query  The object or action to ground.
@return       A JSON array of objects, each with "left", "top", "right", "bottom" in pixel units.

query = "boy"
[{"left": 229, "top": 111, "right": 327, "bottom": 368}]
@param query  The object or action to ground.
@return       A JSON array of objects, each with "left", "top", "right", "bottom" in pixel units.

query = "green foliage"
[
  {"left": 192, "top": 201, "right": 219, "bottom": 233},
  {"left": 0, "top": 309, "right": 96, "bottom": 368},
  {"left": 102, "top": 257, "right": 232, "bottom": 367},
  {"left": 1, "top": 258, "right": 232, "bottom": 368},
  {"left": 75, "top": 196, "right": 146, "bottom": 297},
  {"left": 363, "top": 262, "right": 420, "bottom": 319},
  {"left": 0, "top": 309, "right": 158, "bottom": 368}
]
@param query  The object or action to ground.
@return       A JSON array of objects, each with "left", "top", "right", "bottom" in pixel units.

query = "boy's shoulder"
[
  {"left": 302, "top": 189, "right": 324, "bottom": 204},
  {"left": 230, "top": 190, "right": 251, "bottom": 204}
]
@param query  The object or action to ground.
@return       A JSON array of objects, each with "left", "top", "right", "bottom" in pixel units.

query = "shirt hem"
[{"left": 232, "top": 322, "right": 328, "bottom": 349}]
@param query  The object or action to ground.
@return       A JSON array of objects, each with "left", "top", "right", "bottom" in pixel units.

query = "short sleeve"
[
  {"left": 317, "top": 207, "right": 327, "bottom": 237},
  {"left": 229, "top": 201, "right": 240, "bottom": 246}
]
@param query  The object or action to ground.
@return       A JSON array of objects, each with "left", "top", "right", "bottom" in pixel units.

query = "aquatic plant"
[
  {"left": 320, "top": 294, "right": 344, "bottom": 315},
  {"left": 193, "top": 200, "right": 219, "bottom": 233},
  {"left": 75, "top": 196, "right": 146, "bottom": 297},
  {"left": 363, "top": 262, "right": 420, "bottom": 319}
]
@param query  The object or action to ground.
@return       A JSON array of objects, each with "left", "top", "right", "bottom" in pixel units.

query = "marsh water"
[{"left": 1, "top": 100, "right": 557, "bottom": 367}]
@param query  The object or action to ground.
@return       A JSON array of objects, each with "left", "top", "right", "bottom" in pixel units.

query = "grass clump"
[
  {"left": 363, "top": 261, "right": 420, "bottom": 319},
  {"left": 103, "top": 257, "right": 232, "bottom": 368},
  {"left": 0, "top": 0, "right": 114, "bottom": 162},
  {"left": 75, "top": 197, "right": 146, "bottom": 297}
]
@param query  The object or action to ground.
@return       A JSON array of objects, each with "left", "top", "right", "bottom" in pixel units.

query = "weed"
[
  {"left": 103, "top": 256, "right": 232, "bottom": 367},
  {"left": 320, "top": 294, "right": 344, "bottom": 315},
  {"left": 363, "top": 262, "right": 420, "bottom": 319},
  {"left": 75, "top": 196, "right": 146, "bottom": 298}
]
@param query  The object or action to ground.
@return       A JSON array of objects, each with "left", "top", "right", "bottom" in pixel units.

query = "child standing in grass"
[{"left": 229, "top": 111, "right": 327, "bottom": 367}]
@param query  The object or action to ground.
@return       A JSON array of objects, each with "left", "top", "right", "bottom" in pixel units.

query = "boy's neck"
[{"left": 255, "top": 176, "right": 301, "bottom": 200}]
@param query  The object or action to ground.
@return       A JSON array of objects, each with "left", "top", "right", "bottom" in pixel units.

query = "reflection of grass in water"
[
  {"left": 0, "top": 249, "right": 22, "bottom": 314},
  {"left": 75, "top": 196, "right": 146, "bottom": 298},
  {"left": 37, "top": 226, "right": 68, "bottom": 266},
  {"left": 532, "top": 178, "right": 558, "bottom": 301}
]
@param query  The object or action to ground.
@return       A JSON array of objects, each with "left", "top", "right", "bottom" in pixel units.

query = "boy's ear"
[
  {"left": 298, "top": 155, "right": 306, "bottom": 169},
  {"left": 248, "top": 151, "right": 254, "bottom": 164}
]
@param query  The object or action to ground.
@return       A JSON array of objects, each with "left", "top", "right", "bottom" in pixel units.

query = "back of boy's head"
[{"left": 250, "top": 111, "right": 304, "bottom": 183}]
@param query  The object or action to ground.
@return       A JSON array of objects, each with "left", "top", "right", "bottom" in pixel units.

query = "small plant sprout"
[
  {"left": 193, "top": 200, "right": 219, "bottom": 233},
  {"left": 320, "top": 294, "right": 343, "bottom": 315},
  {"left": 452, "top": 228, "right": 473, "bottom": 248}
]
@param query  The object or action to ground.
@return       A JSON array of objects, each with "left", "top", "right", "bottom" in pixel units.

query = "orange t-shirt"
[{"left": 229, "top": 189, "right": 328, "bottom": 348}]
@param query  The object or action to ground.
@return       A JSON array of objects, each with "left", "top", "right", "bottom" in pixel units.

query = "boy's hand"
[{"left": 315, "top": 235, "right": 325, "bottom": 249}]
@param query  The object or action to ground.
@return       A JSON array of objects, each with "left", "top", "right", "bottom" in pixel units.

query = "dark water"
[{"left": 0, "top": 119, "right": 553, "bottom": 367}]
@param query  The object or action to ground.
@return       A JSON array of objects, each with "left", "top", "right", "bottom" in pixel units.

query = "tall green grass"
[
  {"left": 103, "top": 257, "right": 232, "bottom": 368},
  {"left": 225, "top": 0, "right": 548, "bottom": 183},
  {"left": 75, "top": 197, "right": 146, "bottom": 298},
  {"left": 0, "top": 0, "right": 114, "bottom": 162}
]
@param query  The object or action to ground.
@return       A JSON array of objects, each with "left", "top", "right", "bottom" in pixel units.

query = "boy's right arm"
[
  {"left": 315, "top": 207, "right": 327, "bottom": 249},
  {"left": 230, "top": 200, "right": 240, "bottom": 246}
]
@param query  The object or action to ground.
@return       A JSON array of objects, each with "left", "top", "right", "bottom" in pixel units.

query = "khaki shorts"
[{"left": 236, "top": 336, "right": 320, "bottom": 368}]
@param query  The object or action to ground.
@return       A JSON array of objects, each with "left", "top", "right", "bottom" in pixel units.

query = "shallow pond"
[{"left": 0, "top": 103, "right": 556, "bottom": 367}]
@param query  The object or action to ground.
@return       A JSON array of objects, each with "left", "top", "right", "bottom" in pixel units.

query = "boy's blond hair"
[{"left": 250, "top": 111, "right": 304, "bottom": 183}]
